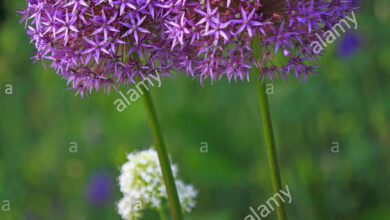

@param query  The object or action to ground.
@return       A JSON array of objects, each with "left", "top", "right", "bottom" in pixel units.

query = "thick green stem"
[
  {"left": 252, "top": 35, "right": 287, "bottom": 220},
  {"left": 140, "top": 87, "right": 184, "bottom": 220},
  {"left": 158, "top": 209, "right": 168, "bottom": 220}
]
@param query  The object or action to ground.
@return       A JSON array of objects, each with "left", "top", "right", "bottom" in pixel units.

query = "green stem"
[
  {"left": 129, "top": 211, "right": 134, "bottom": 220},
  {"left": 158, "top": 209, "right": 168, "bottom": 220},
  {"left": 140, "top": 87, "right": 184, "bottom": 220},
  {"left": 257, "top": 82, "right": 287, "bottom": 220},
  {"left": 252, "top": 35, "right": 287, "bottom": 220}
]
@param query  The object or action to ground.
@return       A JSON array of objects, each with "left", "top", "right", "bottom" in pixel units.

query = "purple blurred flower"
[
  {"left": 338, "top": 32, "right": 361, "bottom": 57},
  {"left": 350, "top": 0, "right": 360, "bottom": 7},
  {"left": 85, "top": 172, "right": 113, "bottom": 205},
  {"left": 25, "top": 211, "right": 40, "bottom": 220},
  {"left": 18, "top": 0, "right": 356, "bottom": 96}
]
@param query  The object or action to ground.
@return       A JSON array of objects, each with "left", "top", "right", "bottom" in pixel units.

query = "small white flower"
[
  {"left": 117, "top": 148, "right": 198, "bottom": 219},
  {"left": 176, "top": 180, "right": 198, "bottom": 212}
]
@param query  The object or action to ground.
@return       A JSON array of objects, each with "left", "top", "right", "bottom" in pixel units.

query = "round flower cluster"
[
  {"left": 163, "top": 0, "right": 355, "bottom": 82},
  {"left": 117, "top": 149, "right": 197, "bottom": 219},
  {"left": 18, "top": 0, "right": 355, "bottom": 96}
]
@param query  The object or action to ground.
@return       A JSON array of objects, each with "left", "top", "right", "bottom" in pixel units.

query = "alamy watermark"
[
  {"left": 113, "top": 73, "right": 162, "bottom": 112},
  {"left": 2, "top": 83, "right": 14, "bottom": 96},
  {"left": 69, "top": 141, "right": 78, "bottom": 153},
  {"left": 331, "top": 141, "right": 340, "bottom": 153},
  {"left": 311, "top": 11, "right": 358, "bottom": 54},
  {"left": 1, "top": 200, "right": 10, "bottom": 211},
  {"left": 244, "top": 185, "right": 292, "bottom": 220},
  {"left": 200, "top": 142, "right": 208, "bottom": 153}
]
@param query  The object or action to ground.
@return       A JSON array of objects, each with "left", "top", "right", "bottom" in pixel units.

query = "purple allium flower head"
[
  {"left": 18, "top": 0, "right": 356, "bottom": 96},
  {"left": 85, "top": 171, "right": 113, "bottom": 205},
  {"left": 338, "top": 32, "right": 361, "bottom": 57},
  {"left": 165, "top": 0, "right": 357, "bottom": 82}
]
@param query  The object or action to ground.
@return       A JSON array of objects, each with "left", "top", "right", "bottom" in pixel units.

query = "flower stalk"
[
  {"left": 252, "top": 35, "right": 287, "bottom": 220},
  {"left": 159, "top": 209, "right": 168, "bottom": 220},
  {"left": 140, "top": 87, "right": 184, "bottom": 220},
  {"left": 257, "top": 81, "right": 287, "bottom": 220}
]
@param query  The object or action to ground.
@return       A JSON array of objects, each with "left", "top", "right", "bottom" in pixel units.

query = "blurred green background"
[{"left": 1, "top": 0, "right": 390, "bottom": 219}]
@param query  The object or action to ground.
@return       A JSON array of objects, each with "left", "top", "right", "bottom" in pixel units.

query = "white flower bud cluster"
[{"left": 117, "top": 148, "right": 197, "bottom": 219}]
